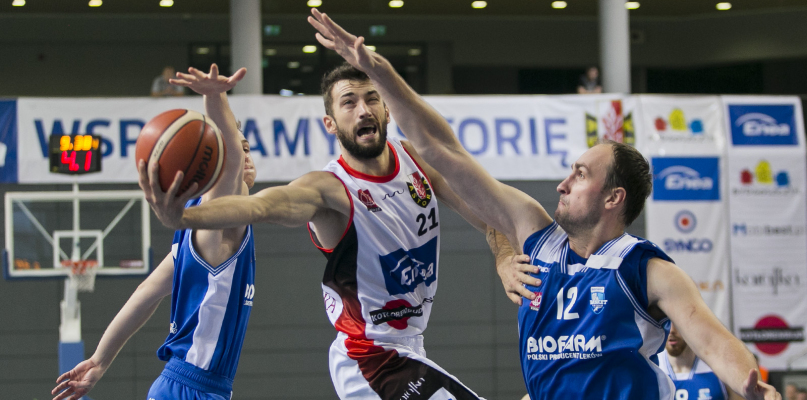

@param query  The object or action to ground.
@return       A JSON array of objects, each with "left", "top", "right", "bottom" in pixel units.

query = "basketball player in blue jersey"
[
  {"left": 659, "top": 323, "right": 743, "bottom": 400},
  {"left": 52, "top": 65, "right": 256, "bottom": 400},
  {"left": 303, "top": 9, "right": 781, "bottom": 400},
  {"left": 135, "top": 53, "right": 491, "bottom": 400}
]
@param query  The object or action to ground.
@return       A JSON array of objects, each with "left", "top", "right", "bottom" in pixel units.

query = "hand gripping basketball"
[{"left": 138, "top": 158, "right": 196, "bottom": 230}]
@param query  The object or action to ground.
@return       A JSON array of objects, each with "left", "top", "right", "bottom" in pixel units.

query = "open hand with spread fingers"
[
  {"left": 169, "top": 64, "right": 246, "bottom": 97},
  {"left": 137, "top": 159, "right": 197, "bottom": 230},
  {"left": 307, "top": 8, "right": 381, "bottom": 73}
]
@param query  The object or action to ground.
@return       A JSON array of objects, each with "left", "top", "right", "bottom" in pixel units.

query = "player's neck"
[
  {"left": 567, "top": 221, "right": 625, "bottom": 259},
  {"left": 668, "top": 346, "right": 696, "bottom": 374},
  {"left": 341, "top": 144, "right": 395, "bottom": 177}
]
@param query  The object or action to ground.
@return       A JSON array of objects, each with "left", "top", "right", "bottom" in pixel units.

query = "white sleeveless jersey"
[{"left": 310, "top": 138, "right": 440, "bottom": 340}]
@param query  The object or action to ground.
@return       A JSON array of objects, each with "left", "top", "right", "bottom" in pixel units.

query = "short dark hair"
[
  {"left": 321, "top": 63, "right": 371, "bottom": 117},
  {"left": 602, "top": 140, "right": 652, "bottom": 227}
]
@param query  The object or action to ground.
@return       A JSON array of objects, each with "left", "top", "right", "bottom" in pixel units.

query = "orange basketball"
[{"left": 135, "top": 109, "right": 224, "bottom": 198}]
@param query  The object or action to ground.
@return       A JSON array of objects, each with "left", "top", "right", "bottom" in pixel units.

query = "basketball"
[{"left": 135, "top": 109, "right": 224, "bottom": 199}]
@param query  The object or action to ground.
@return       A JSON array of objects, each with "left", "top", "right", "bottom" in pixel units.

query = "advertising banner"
[
  {"left": 9, "top": 94, "right": 641, "bottom": 184},
  {"left": 639, "top": 96, "right": 731, "bottom": 327},
  {"left": 724, "top": 96, "right": 807, "bottom": 369}
]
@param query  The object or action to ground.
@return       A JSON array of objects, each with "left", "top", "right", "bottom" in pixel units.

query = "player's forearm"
[
  {"left": 91, "top": 285, "right": 164, "bottom": 369},
  {"left": 487, "top": 226, "right": 517, "bottom": 263},
  {"left": 181, "top": 195, "right": 266, "bottom": 229},
  {"left": 702, "top": 335, "right": 758, "bottom": 396}
]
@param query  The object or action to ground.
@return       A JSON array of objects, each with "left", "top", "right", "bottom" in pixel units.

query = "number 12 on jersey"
[{"left": 556, "top": 287, "right": 580, "bottom": 320}]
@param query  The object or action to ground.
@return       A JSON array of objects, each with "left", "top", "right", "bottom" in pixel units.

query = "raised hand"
[
  {"left": 137, "top": 159, "right": 197, "bottom": 230},
  {"left": 742, "top": 369, "right": 782, "bottom": 400},
  {"left": 307, "top": 8, "right": 379, "bottom": 73},
  {"left": 51, "top": 359, "right": 105, "bottom": 400},
  {"left": 170, "top": 64, "right": 246, "bottom": 97},
  {"left": 497, "top": 254, "right": 542, "bottom": 306}
]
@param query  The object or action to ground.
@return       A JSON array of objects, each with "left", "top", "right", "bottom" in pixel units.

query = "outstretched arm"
[
  {"left": 170, "top": 64, "right": 247, "bottom": 199},
  {"left": 307, "top": 9, "right": 552, "bottom": 248},
  {"left": 648, "top": 259, "right": 781, "bottom": 400},
  {"left": 52, "top": 253, "right": 174, "bottom": 400},
  {"left": 139, "top": 167, "right": 349, "bottom": 231}
]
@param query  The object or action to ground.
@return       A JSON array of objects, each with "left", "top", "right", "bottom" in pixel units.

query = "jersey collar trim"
[{"left": 337, "top": 142, "right": 400, "bottom": 183}]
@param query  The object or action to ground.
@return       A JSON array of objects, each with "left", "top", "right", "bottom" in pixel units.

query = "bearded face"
[
  {"left": 665, "top": 324, "right": 688, "bottom": 357},
  {"left": 334, "top": 114, "right": 389, "bottom": 160}
]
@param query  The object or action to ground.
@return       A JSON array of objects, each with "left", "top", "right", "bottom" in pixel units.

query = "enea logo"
[
  {"left": 379, "top": 236, "right": 438, "bottom": 295},
  {"left": 729, "top": 105, "right": 797, "bottom": 146},
  {"left": 652, "top": 157, "right": 720, "bottom": 201}
]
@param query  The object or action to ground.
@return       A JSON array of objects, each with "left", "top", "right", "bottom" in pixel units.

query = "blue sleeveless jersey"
[
  {"left": 658, "top": 350, "right": 728, "bottom": 400},
  {"left": 157, "top": 198, "right": 256, "bottom": 381},
  {"left": 519, "top": 222, "right": 676, "bottom": 400}
]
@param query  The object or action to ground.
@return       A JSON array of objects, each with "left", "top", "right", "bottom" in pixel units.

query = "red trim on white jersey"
[
  {"left": 307, "top": 171, "right": 355, "bottom": 254},
  {"left": 336, "top": 142, "right": 400, "bottom": 183}
]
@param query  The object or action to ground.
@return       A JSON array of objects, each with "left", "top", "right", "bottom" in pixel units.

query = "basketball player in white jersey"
[
  {"left": 659, "top": 323, "right": 744, "bottom": 400},
  {"left": 52, "top": 65, "right": 256, "bottom": 400},
  {"left": 137, "top": 52, "right": 490, "bottom": 400},
  {"left": 303, "top": 9, "right": 780, "bottom": 400}
]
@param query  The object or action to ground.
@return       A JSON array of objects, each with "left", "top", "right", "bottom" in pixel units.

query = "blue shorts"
[{"left": 147, "top": 357, "right": 233, "bottom": 400}]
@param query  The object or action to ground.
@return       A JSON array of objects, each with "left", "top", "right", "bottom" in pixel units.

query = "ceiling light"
[
  {"left": 280, "top": 89, "right": 294, "bottom": 97},
  {"left": 366, "top": 45, "right": 376, "bottom": 51},
  {"left": 287, "top": 61, "right": 300, "bottom": 69},
  {"left": 471, "top": 1, "right": 487, "bottom": 8},
  {"left": 625, "top": 2, "right": 639, "bottom": 9},
  {"left": 12, "top": 0, "right": 25, "bottom": 6},
  {"left": 264, "top": 48, "right": 277, "bottom": 56},
  {"left": 196, "top": 47, "right": 210, "bottom": 55},
  {"left": 389, "top": 0, "right": 404, "bottom": 8},
  {"left": 716, "top": 2, "right": 731, "bottom": 10},
  {"left": 408, "top": 48, "right": 422, "bottom": 56},
  {"left": 159, "top": 0, "right": 173, "bottom": 7},
  {"left": 307, "top": 0, "right": 321, "bottom": 7},
  {"left": 88, "top": 0, "right": 102, "bottom": 7},
  {"left": 551, "top": 1, "right": 567, "bottom": 9},
  {"left": 302, "top": 45, "right": 317, "bottom": 53}
]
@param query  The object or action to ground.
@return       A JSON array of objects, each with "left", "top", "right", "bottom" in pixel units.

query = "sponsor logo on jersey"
[
  {"left": 589, "top": 286, "right": 607, "bottom": 314},
  {"left": 734, "top": 160, "right": 799, "bottom": 196},
  {"left": 379, "top": 236, "right": 438, "bottom": 295},
  {"left": 407, "top": 172, "right": 432, "bottom": 208},
  {"left": 652, "top": 157, "right": 720, "bottom": 201},
  {"left": 525, "top": 334, "right": 605, "bottom": 361},
  {"left": 399, "top": 377, "right": 425, "bottom": 400},
  {"left": 674, "top": 210, "right": 697, "bottom": 233},
  {"left": 530, "top": 292, "right": 543, "bottom": 312},
  {"left": 729, "top": 104, "right": 797, "bottom": 146},
  {"left": 358, "top": 189, "right": 382, "bottom": 212},
  {"left": 169, "top": 321, "right": 177, "bottom": 334},
  {"left": 244, "top": 283, "right": 255, "bottom": 306},
  {"left": 381, "top": 189, "right": 406, "bottom": 201},
  {"left": 369, "top": 299, "right": 424, "bottom": 329}
]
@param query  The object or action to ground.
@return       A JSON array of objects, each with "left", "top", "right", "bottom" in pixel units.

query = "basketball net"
[{"left": 62, "top": 260, "right": 98, "bottom": 292}]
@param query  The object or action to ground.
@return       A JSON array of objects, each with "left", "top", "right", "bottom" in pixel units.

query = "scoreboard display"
[{"left": 49, "top": 134, "right": 102, "bottom": 174}]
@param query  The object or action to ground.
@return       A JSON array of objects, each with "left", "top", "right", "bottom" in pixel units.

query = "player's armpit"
[{"left": 647, "top": 258, "right": 758, "bottom": 397}]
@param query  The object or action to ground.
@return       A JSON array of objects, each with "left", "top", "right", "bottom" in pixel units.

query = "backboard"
[{"left": 3, "top": 187, "right": 152, "bottom": 279}]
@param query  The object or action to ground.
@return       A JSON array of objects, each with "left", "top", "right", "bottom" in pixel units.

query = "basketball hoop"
[{"left": 62, "top": 260, "right": 98, "bottom": 292}]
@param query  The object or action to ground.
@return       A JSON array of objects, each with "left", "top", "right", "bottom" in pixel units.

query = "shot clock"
[{"left": 49, "top": 134, "right": 102, "bottom": 174}]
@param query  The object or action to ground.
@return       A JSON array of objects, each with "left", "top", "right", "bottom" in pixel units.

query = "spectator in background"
[
  {"left": 151, "top": 66, "right": 184, "bottom": 97},
  {"left": 796, "top": 388, "right": 807, "bottom": 400},
  {"left": 577, "top": 66, "right": 602, "bottom": 94},
  {"left": 785, "top": 383, "right": 798, "bottom": 400}
]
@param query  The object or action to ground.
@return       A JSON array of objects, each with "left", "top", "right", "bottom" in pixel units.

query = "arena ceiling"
[{"left": 3, "top": 0, "right": 807, "bottom": 17}]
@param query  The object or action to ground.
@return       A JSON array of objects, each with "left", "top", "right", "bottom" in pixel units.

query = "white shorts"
[{"left": 328, "top": 331, "right": 484, "bottom": 400}]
